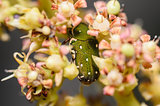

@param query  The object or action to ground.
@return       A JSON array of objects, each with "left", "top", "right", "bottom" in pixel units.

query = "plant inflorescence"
[{"left": 1, "top": 0, "right": 160, "bottom": 106}]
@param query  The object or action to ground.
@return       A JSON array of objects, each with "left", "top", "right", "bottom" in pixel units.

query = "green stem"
[{"left": 114, "top": 91, "right": 140, "bottom": 106}]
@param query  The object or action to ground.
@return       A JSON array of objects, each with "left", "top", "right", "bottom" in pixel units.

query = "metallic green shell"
[
  {"left": 71, "top": 39, "right": 99, "bottom": 85},
  {"left": 67, "top": 23, "right": 94, "bottom": 40},
  {"left": 69, "top": 23, "right": 100, "bottom": 85}
]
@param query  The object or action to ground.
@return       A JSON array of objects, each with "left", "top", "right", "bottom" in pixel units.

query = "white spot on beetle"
[
  {"left": 87, "top": 80, "right": 90, "bottom": 82},
  {"left": 80, "top": 76, "right": 84, "bottom": 78},
  {"left": 77, "top": 66, "right": 79, "bottom": 68},
  {"left": 71, "top": 50, "right": 75, "bottom": 54},
  {"left": 88, "top": 72, "right": 91, "bottom": 75},
  {"left": 72, "top": 54, "right": 75, "bottom": 59},
  {"left": 79, "top": 30, "right": 81, "bottom": 32},
  {"left": 95, "top": 71, "right": 98, "bottom": 74},
  {"left": 96, "top": 44, "right": 98, "bottom": 48},
  {"left": 86, "top": 58, "right": 88, "bottom": 61},
  {"left": 80, "top": 46, "right": 82, "bottom": 49},
  {"left": 70, "top": 38, "right": 77, "bottom": 43},
  {"left": 80, "top": 64, "right": 83, "bottom": 67}
]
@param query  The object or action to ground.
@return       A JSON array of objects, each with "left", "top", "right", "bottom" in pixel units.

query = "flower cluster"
[
  {"left": 1, "top": 1, "right": 80, "bottom": 102},
  {"left": 85, "top": 0, "right": 127, "bottom": 37},
  {"left": 1, "top": 0, "right": 160, "bottom": 105},
  {"left": 139, "top": 48, "right": 160, "bottom": 105},
  {"left": 90, "top": 0, "right": 160, "bottom": 96},
  {"left": 0, "top": 0, "right": 35, "bottom": 41},
  {"left": 50, "top": 0, "right": 87, "bottom": 34},
  {"left": 2, "top": 37, "right": 79, "bottom": 102}
]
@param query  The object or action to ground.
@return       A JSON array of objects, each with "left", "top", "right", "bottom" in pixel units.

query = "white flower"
[
  {"left": 92, "top": 15, "right": 110, "bottom": 32},
  {"left": 110, "top": 34, "right": 121, "bottom": 49},
  {"left": 107, "top": 69, "right": 123, "bottom": 86},
  {"left": 58, "top": 1, "right": 75, "bottom": 17}
]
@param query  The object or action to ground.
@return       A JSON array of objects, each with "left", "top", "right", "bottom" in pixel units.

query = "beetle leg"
[
  {"left": 69, "top": 38, "right": 77, "bottom": 45},
  {"left": 62, "top": 38, "right": 70, "bottom": 45}
]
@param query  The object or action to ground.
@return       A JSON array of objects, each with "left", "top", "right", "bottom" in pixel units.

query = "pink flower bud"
[
  {"left": 121, "top": 20, "right": 127, "bottom": 26},
  {"left": 74, "top": 0, "right": 87, "bottom": 9},
  {"left": 125, "top": 74, "right": 136, "bottom": 85},
  {"left": 110, "top": 17, "right": 121, "bottom": 28},
  {"left": 71, "top": 15, "right": 82, "bottom": 27},
  {"left": 120, "top": 27, "right": 131, "bottom": 40},
  {"left": 102, "top": 50, "right": 113, "bottom": 58},
  {"left": 100, "top": 67, "right": 109, "bottom": 75},
  {"left": 103, "top": 86, "right": 115, "bottom": 96},
  {"left": 94, "top": 1, "right": 106, "bottom": 9},
  {"left": 56, "top": 25, "right": 67, "bottom": 34},
  {"left": 22, "top": 39, "right": 31, "bottom": 51},
  {"left": 42, "top": 40, "right": 50, "bottom": 47},
  {"left": 84, "top": 13, "right": 94, "bottom": 24},
  {"left": 109, "top": 15, "right": 116, "bottom": 21},
  {"left": 143, "top": 54, "right": 154, "bottom": 63},
  {"left": 41, "top": 79, "right": 53, "bottom": 89},
  {"left": 140, "top": 34, "right": 151, "bottom": 42},
  {"left": 156, "top": 46, "right": 160, "bottom": 61},
  {"left": 110, "top": 26, "right": 121, "bottom": 35},
  {"left": 56, "top": 13, "right": 66, "bottom": 22},
  {"left": 36, "top": 62, "right": 45, "bottom": 69},
  {"left": 127, "top": 59, "right": 136, "bottom": 67},
  {"left": 17, "top": 77, "right": 28, "bottom": 88},
  {"left": 51, "top": 3, "right": 58, "bottom": 10},
  {"left": 99, "top": 40, "right": 111, "bottom": 50},
  {"left": 87, "top": 29, "right": 99, "bottom": 37},
  {"left": 119, "top": 12, "right": 128, "bottom": 22},
  {"left": 60, "top": 45, "right": 70, "bottom": 55}
]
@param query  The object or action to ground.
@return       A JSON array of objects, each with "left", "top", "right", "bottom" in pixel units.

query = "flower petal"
[
  {"left": 74, "top": 0, "right": 87, "bottom": 9},
  {"left": 87, "top": 29, "right": 99, "bottom": 36},
  {"left": 99, "top": 40, "right": 111, "bottom": 50},
  {"left": 103, "top": 86, "right": 115, "bottom": 96},
  {"left": 84, "top": 13, "right": 94, "bottom": 24},
  {"left": 71, "top": 15, "right": 82, "bottom": 27}
]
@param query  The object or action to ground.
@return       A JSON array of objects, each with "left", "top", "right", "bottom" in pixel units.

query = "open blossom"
[
  {"left": 110, "top": 34, "right": 121, "bottom": 50},
  {"left": 87, "top": 14, "right": 110, "bottom": 36},
  {"left": 0, "top": 0, "right": 33, "bottom": 41},
  {"left": 86, "top": 1, "right": 128, "bottom": 38},
  {"left": 107, "top": 69, "right": 123, "bottom": 86},
  {"left": 8, "top": 7, "right": 44, "bottom": 30},
  {"left": 99, "top": 39, "right": 111, "bottom": 50},
  {"left": 92, "top": 15, "right": 110, "bottom": 32},
  {"left": 51, "top": 0, "right": 87, "bottom": 28},
  {"left": 58, "top": 1, "right": 75, "bottom": 17}
]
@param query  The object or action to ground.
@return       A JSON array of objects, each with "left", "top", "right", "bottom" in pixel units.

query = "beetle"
[{"left": 67, "top": 23, "right": 100, "bottom": 85}]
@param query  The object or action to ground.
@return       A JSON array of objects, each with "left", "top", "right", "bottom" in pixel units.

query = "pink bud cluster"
[{"left": 87, "top": 1, "right": 160, "bottom": 96}]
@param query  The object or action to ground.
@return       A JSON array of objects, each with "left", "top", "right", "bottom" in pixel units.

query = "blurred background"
[{"left": 0, "top": 0, "right": 160, "bottom": 106}]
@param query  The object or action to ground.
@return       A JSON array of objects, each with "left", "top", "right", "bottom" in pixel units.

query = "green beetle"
[{"left": 67, "top": 23, "right": 100, "bottom": 85}]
